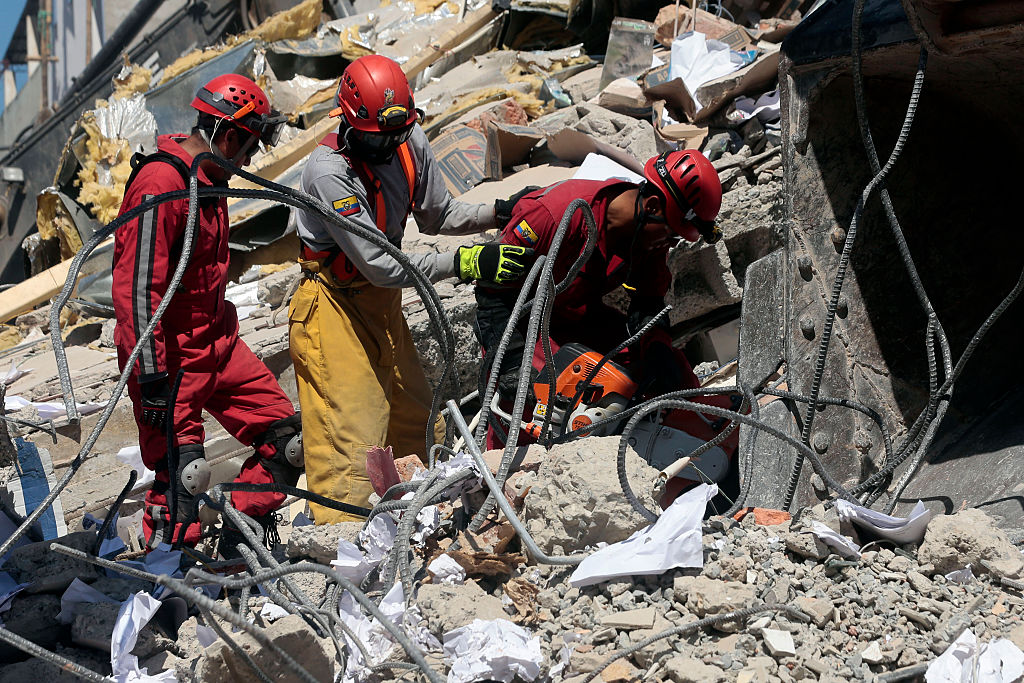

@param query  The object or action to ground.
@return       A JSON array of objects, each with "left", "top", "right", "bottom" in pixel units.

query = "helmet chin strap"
[{"left": 199, "top": 118, "right": 258, "bottom": 169}]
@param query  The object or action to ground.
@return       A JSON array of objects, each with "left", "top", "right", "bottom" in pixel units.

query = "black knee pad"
[
  {"left": 253, "top": 413, "right": 303, "bottom": 487},
  {"left": 172, "top": 443, "right": 209, "bottom": 523}
]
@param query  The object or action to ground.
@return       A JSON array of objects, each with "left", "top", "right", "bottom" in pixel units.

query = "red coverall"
[
  {"left": 475, "top": 178, "right": 700, "bottom": 448},
  {"left": 112, "top": 135, "right": 296, "bottom": 547}
]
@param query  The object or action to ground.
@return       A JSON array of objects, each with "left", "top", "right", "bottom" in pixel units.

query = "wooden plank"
[{"left": 0, "top": 250, "right": 88, "bottom": 324}]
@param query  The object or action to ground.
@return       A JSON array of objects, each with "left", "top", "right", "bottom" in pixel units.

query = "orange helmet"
[
  {"left": 330, "top": 55, "right": 421, "bottom": 162},
  {"left": 191, "top": 74, "right": 285, "bottom": 147},
  {"left": 643, "top": 150, "right": 723, "bottom": 243}
]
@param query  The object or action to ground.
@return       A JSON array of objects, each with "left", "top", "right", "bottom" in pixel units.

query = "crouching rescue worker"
[
  {"left": 291, "top": 55, "right": 533, "bottom": 523},
  {"left": 112, "top": 74, "right": 303, "bottom": 551},
  {"left": 475, "top": 149, "right": 724, "bottom": 448}
]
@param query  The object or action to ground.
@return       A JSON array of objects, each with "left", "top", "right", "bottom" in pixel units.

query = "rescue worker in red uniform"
[
  {"left": 112, "top": 74, "right": 303, "bottom": 550},
  {"left": 475, "top": 150, "right": 724, "bottom": 447}
]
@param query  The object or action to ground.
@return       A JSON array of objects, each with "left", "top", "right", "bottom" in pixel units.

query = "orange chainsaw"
[{"left": 497, "top": 343, "right": 741, "bottom": 505}]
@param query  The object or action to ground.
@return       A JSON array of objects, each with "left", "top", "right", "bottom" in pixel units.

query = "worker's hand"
[
  {"left": 494, "top": 186, "right": 540, "bottom": 229},
  {"left": 456, "top": 244, "right": 534, "bottom": 285},
  {"left": 639, "top": 341, "right": 685, "bottom": 397},
  {"left": 139, "top": 377, "right": 172, "bottom": 431}
]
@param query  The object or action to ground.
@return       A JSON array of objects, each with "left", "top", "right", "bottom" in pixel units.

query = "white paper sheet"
[
  {"left": 332, "top": 514, "right": 397, "bottom": 583},
  {"left": 116, "top": 446, "right": 156, "bottom": 489},
  {"left": 669, "top": 32, "right": 746, "bottom": 111},
  {"left": 3, "top": 361, "right": 30, "bottom": 386},
  {"left": 259, "top": 600, "right": 290, "bottom": 623},
  {"left": 58, "top": 577, "right": 119, "bottom": 624},
  {"left": 569, "top": 483, "right": 716, "bottom": 588},
  {"left": 733, "top": 90, "right": 781, "bottom": 124},
  {"left": 572, "top": 153, "right": 644, "bottom": 184},
  {"left": 945, "top": 565, "right": 975, "bottom": 585},
  {"left": 412, "top": 453, "right": 483, "bottom": 496},
  {"left": 413, "top": 505, "right": 441, "bottom": 544},
  {"left": 926, "top": 629, "right": 1024, "bottom": 683},
  {"left": 111, "top": 591, "right": 177, "bottom": 682},
  {"left": 338, "top": 582, "right": 407, "bottom": 683},
  {"left": 427, "top": 554, "right": 466, "bottom": 585},
  {"left": 443, "top": 618, "right": 543, "bottom": 683},
  {"left": 3, "top": 395, "right": 104, "bottom": 420},
  {"left": 835, "top": 499, "right": 933, "bottom": 545},
  {"left": 809, "top": 521, "right": 861, "bottom": 559}
]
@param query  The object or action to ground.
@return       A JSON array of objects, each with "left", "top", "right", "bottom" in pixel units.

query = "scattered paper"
[
  {"left": 111, "top": 591, "right": 177, "bottom": 682},
  {"left": 3, "top": 395, "right": 104, "bottom": 420},
  {"left": 569, "top": 483, "right": 717, "bottom": 588},
  {"left": 116, "top": 446, "right": 156, "bottom": 489},
  {"left": 338, "top": 582, "right": 406, "bottom": 683},
  {"left": 413, "top": 505, "right": 441, "bottom": 545},
  {"left": 58, "top": 577, "right": 119, "bottom": 624},
  {"left": 3, "top": 362, "right": 31, "bottom": 386},
  {"left": 412, "top": 453, "right": 483, "bottom": 497},
  {"left": 549, "top": 632, "right": 580, "bottom": 679},
  {"left": 259, "top": 600, "right": 290, "bottom": 623},
  {"left": 332, "top": 514, "right": 397, "bottom": 583},
  {"left": 926, "top": 629, "right": 1024, "bottom": 683},
  {"left": 572, "top": 153, "right": 643, "bottom": 184},
  {"left": 733, "top": 89, "right": 781, "bottom": 123},
  {"left": 945, "top": 565, "right": 975, "bottom": 585},
  {"left": 427, "top": 554, "right": 466, "bottom": 585},
  {"left": 809, "top": 521, "right": 861, "bottom": 559},
  {"left": 443, "top": 618, "right": 543, "bottom": 683},
  {"left": 82, "top": 512, "right": 127, "bottom": 558},
  {"left": 195, "top": 624, "right": 218, "bottom": 649},
  {"left": 835, "top": 499, "right": 933, "bottom": 545},
  {"left": 669, "top": 32, "right": 746, "bottom": 111}
]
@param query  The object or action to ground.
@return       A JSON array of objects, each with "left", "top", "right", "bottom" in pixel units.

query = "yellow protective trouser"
[{"left": 288, "top": 268, "right": 445, "bottom": 523}]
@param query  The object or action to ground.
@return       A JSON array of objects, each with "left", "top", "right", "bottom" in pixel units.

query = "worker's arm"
[
  {"left": 408, "top": 127, "right": 494, "bottom": 236},
  {"left": 113, "top": 173, "right": 187, "bottom": 384},
  {"left": 302, "top": 166, "right": 457, "bottom": 287},
  {"left": 474, "top": 285, "right": 528, "bottom": 399}
]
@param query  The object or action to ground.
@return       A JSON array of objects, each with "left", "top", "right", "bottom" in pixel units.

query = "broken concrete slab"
[
  {"left": 918, "top": 508, "right": 1024, "bottom": 579},
  {"left": 71, "top": 601, "right": 171, "bottom": 659},
  {"left": 673, "top": 575, "right": 758, "bottom": 632},
  {"left": 196, "top": 614, "right": 332, "bottom": 683},
  {"left": 285, "top": 521, "right": 363, "bottom": 564},
  {"left": 663, "top": 655, "right": 727, "bottom": 683},
  {"left": 0, "top": 593, "right": 63, "bottom": 662},
  {"left": 599, "top": 606, "right": 657, "bottom": 630},
  {"left": 761, "top": 627, "right": 796, "bottom": 657},
  {"left": 521, "top": 437, "right": 659, "bottom": 554},
  {"left": 3, "top": 531, "right": 101, "bottom": 593},
  {"left": 415, "top": 581, "right": 506, "bottom": 637}
]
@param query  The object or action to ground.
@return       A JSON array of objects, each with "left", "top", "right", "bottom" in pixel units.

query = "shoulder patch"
[
  {"left": 333, "top": 195, "right": 361, "bottom": 217},
  {"left": 513, "top": 219, "right": 538, "bottom": 246}
]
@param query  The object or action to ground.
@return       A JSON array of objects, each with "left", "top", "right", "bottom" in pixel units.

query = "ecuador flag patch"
[
  {"left": 333, "top": 195, "right": 361, "bottom": 216},
  {"left": 513, "top": 219, "right": 538, "bottom": 246}
]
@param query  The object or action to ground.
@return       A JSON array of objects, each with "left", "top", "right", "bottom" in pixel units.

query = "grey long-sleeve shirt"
[{"left": 296, "top": 125, "right": 493, "bottom": 287}]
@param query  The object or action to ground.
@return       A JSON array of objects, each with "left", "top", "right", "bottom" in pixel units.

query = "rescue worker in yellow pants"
[{"left": 290, "top": 55, "right": 533, "bottom": 522}]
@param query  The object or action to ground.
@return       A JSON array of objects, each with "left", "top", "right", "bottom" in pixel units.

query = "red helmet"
[
  {"left": 191, "top": 74, "right": 284, "bottom": 147},
  {"left": 330, "top": 55, "right": 419, "bottom": 132},
  {"left": 643, "top": 150, "right": 723, "bottom": 243}
]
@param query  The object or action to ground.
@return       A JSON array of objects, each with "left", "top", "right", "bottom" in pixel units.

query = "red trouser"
[{"left": 119, "top": 329, "right": 295, "bottom": 548}]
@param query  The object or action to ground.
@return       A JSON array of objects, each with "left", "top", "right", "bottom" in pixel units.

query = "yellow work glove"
[{"left": 456, "top": 244, "right": 534, "bottom": 285}]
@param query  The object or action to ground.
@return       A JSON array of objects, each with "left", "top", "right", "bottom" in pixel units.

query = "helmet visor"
[{"left": 352, "top": 124, "right": 415, "bottom": 152}]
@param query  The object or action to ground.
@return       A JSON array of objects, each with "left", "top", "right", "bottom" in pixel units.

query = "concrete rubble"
[{"left": 0, "top": 1, "right": 1021, "bottom": 682}]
